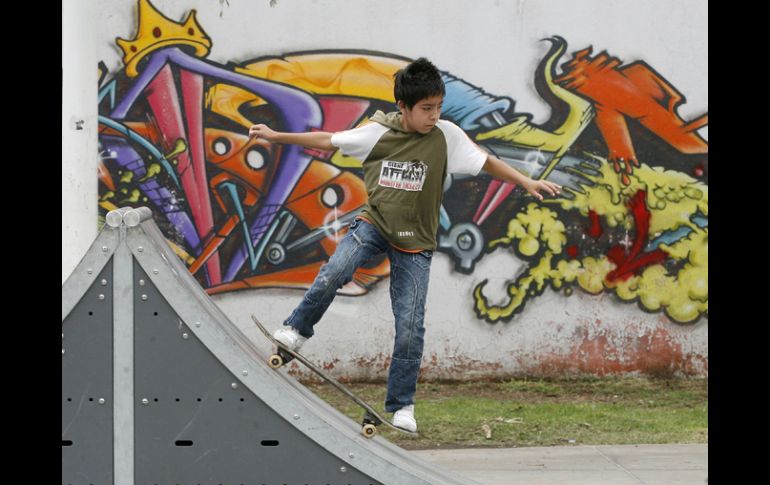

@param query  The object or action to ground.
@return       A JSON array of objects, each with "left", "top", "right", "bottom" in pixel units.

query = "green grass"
[{"left": 303, "top": 376, "right": 708, "bottom": 450}]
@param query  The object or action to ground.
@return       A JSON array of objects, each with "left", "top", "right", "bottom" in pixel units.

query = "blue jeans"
[{"left": 283, "top": 218, "right": 432, "bottom": 413}]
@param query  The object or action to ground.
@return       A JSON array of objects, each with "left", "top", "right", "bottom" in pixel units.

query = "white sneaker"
[
  {"left": 273, "top": 326, "right": 308, "bottom": 352},
  {"left": 392, "top": 404, "right": 417, "bottom": 432}
]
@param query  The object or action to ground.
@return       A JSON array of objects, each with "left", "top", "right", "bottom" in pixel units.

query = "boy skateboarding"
[{"left": 249, "top": 58, "right": 561, "bottom": 432}]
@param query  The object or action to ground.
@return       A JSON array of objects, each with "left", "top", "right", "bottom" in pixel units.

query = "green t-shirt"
[{"left": 331, "top": 111, "right": 487, "bottom": 251}]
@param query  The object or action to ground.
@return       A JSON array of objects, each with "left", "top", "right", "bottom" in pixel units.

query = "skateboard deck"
[{"left": 251, "top": 315, "right": 418, "bottom": 438}]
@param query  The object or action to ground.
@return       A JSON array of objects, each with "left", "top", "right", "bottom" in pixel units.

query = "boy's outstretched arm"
[
  {"left": 481, "top": 154, "right": 562, "bottom": 201},
  {"left": 249, "top": 123, "right": 335, "bottom": 151}
]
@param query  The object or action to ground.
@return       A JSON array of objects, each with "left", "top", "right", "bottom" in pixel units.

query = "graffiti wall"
[{"left": 84, "top": 0, "right": 707, "bottom": 378}]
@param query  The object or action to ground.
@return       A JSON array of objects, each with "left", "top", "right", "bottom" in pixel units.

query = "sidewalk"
[{"left": 411, "top": 444, "right": 707, "bottom": 485}]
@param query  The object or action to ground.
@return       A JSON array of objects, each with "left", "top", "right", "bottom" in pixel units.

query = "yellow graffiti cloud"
[
  {"left": 557, "top": 155, "right": 708, "bottom": 235},
  {"left": 489, "top": 203, "right": 567, "bottom": 256},
  {"left": 475, "top": 156, "right": 707, "bottom": 324},
  {"left": 476, "top": 204, "right": 567, "bottom": 321},
  {"left": 608, "top": 228, "right": 708, "bottom": 323},
  {"left": 577, "top": 256, "right": 616, "bottom": 295}
]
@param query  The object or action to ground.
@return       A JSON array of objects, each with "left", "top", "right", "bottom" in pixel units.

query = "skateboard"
[{"left": 251, "top": 315, "right": 418, "bottom": 438}]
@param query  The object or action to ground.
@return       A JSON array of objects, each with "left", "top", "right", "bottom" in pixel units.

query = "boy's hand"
[
  {"left": 249, "top": 124, "right": 279, "bottom": 142},
  {"left": 522, "top": 178, "right": 562, "bottom": 201}
]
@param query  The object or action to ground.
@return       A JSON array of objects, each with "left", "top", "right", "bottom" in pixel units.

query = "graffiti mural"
[{"left": 98, "top": 0, "right": 707, "bottom": 325}]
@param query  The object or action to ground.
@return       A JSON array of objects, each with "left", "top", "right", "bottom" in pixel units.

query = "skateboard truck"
[
  {"left": 362, "top": 411, "right": 382, "bottom": 437},
  {"left": 268, "top": 348, "right": 295, "bottom": 368}
]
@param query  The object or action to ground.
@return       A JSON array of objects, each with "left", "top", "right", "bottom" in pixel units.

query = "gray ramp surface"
[{"left": 62, "top": 207, "right": 480, "bottom": 485}]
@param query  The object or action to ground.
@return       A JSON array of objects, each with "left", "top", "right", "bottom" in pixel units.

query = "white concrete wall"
[
  {"left": 62, "top": 0, "right": 99, "bottom": 283},
  {"left": 63, "top": 0, "right": 708, "bottom": 380}
]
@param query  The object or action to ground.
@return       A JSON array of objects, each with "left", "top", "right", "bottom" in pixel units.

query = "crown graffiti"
[{"left": 116, "top": 0, "right": 212, "bottom": 78}]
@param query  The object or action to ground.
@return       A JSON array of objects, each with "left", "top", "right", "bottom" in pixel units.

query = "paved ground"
[{"left": 411, "top": 444, "right": 708, "bottom": 485}]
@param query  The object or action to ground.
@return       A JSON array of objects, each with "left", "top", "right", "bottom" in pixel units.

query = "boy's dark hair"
[{"left": 393, "top": 58, "right": 445, "bottom": 109}]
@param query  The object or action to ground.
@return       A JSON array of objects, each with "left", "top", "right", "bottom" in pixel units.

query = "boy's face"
[{"left": 398, "top": 95, "right": 443, "bottom": 134}]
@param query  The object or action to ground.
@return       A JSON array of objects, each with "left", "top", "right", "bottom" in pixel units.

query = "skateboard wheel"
[
  {"left": 268, "top": 355, "right": 284, "bottom": 369},
  {"left": 362, "top": 423, "right": 377, "bottom": 438}
]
